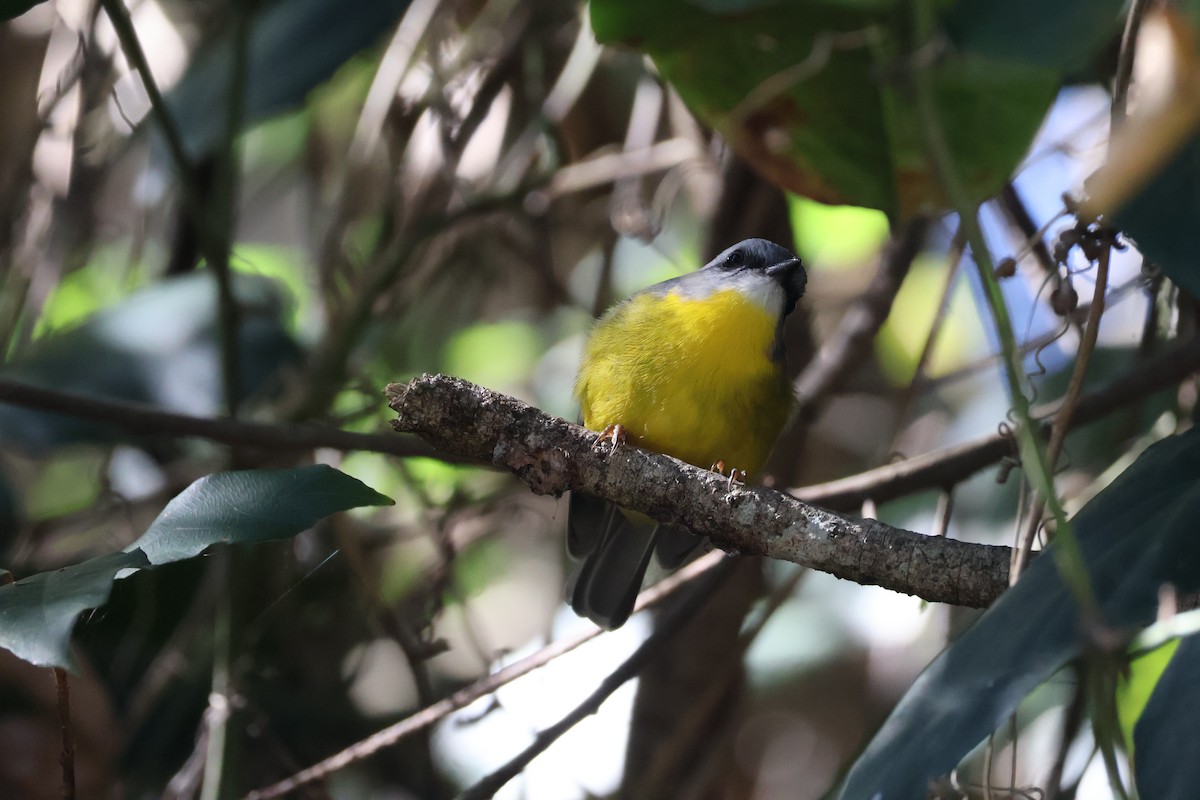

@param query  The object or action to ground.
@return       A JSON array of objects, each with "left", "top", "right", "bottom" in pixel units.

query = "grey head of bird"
[{"left": 663, "top": 238, "right": 807, "bottom": 319}]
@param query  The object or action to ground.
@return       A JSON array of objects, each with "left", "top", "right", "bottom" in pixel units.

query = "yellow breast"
[{"left": 575, "top": 287, "right": 791, "bottom": 476}]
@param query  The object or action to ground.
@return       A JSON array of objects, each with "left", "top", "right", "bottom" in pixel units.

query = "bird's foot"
[
  {"left": 709, "top": 461, "right": 747, "bottom": 489},
  {"left": 592, "top": 423, "right": 627, "bottom": 452}
]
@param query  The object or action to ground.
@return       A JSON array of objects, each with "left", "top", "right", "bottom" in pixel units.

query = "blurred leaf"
[
  {"left": 1133, "top": 634, "right": 1200, "bottom": 798},
  {"left": 25, "top": 448, "right": 106, "bottom": 520},
  {"left": 130, "top": 465, "right": 393, "bottom": 564},
  {"left": 1113, "top": 134, "right": 1200, "bottom": 300},
  {"left": 0, "top": 550, "right": 150, "bottom": 671},
  {"left": 0, "top": 466, "right": 391, "bottom": 669},
  {"left": 838, "top": 426, "right": 1200, "bottom": 799},
  {"left": 590, "top": 0, "right": 1073, "bottom": 216},
  {"left": 231, "top": 243, "right": 315, "bottom": 333},
  {"left": 443, "top": 320, "right": 543, "bottom": 394},
  {"left": 453, "top": 538, "right": 506, "bottom": 600},
  {"left": 790, "top": 196, "right": 890, "bottom": 269},
  {"left": 1086, "top": 10, "right": 1200, "bottom": 298},
  {"left": 401, "top": 456, "right": 502, "bottom": 506},
  {"left": 944, "top": 0, "right": 1123, "bottom": 72},
  {"left": 1, "top": 0, "right": 43, "bottom": 20},
  {"left": 163, "top": 0, "right": 412, "bottom": 158},
  {"left": 32, "top": 245, "right": 141, "bottom": 337},
  {"left": 875, "top": 254, "right": 982, "bottom": 384},
  {"left": 1117, "top": 638, "right": 1178, "bottom": 750},
  {"left": 0, "top": 272, "right": 301, "bottom": 453}
]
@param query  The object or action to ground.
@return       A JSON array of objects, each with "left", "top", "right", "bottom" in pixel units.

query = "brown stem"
[
  {"left": 54, "top": 667, "right": 75, "bottom": 800},
  {"left": 0, "top": 379, "right": 455, "bottom": 462},
  {"left": 797, "top": 334, "right": 1200, "bottom": 510},
  {"left": 388, "top": 374, "right": 1011, "bottom": 607}
]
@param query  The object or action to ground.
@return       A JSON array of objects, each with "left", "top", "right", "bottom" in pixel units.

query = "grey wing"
[{"left": 566, "top": 491, "right": 660, "bottom": 630}]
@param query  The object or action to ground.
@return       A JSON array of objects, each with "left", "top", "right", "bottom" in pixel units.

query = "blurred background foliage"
[{"left": 2, "top": 0, "right": 1200, "bottom": 798}]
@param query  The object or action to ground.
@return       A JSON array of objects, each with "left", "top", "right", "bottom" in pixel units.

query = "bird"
[{"left": 566, "top": 238, "right": 807, "bottom": 629}]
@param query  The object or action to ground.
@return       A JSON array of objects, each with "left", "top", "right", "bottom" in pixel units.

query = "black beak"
[{"left": 766, "top": 257, "right": 807, "bottom": 315}]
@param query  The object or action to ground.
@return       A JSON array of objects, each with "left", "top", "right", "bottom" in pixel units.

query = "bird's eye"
[{"left": 725, "top": 250, "right": 745, "bottom": 268}]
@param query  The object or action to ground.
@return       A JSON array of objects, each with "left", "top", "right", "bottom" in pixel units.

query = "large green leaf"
[
  {"left": 837, "top": 427, "right": 1200, "bottom": 798},
  {"left": 0, "top": 466, "right": 391, "bottom": 670},
  {"left": 0, "top": 550, "right": 150, "bottom": 671},
  {"left": 130, "top": 465, "right": 392, "bottom": 564},
  {"left": 589, "top": 0, "right": 1112, "bottom": 216},
  {"left": 1133, "top": 633, "right": 1200, "bottom": 798}
]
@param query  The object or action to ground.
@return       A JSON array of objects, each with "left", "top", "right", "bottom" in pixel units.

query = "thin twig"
[
  {"left": 289, "top": 185, "right": 538, "bottom": 421},
  {"left": 796, "top": 334, "right": 1200, "bottom": 509},
  {"left": 200, "top": 8, "right": 253, "bottom": 796},
  {"left": 549, "top": 138, "right": 701, "bottom": 197},
  {"left": 885, "top": 227, "right": 965, "bottom": 458},
  {"left": 793, "top": 216, "right": 930, "bottom": 419},
  {"left": 923, "top": 275, "right": 1142, "bottom": 392},
  {"left": 1012, "top": 246, "right": 1111, "bottom": 582},
  {"left": 54, "top": 667, "right": 76, "bottom": 800},
  {"left": 931, "top": 490, "right": 955, "bottom": 538},
  {"left": 209, "top": 0, "right": 252, "bottom": 420},
  {"left": 0, "top": 379, "right": 461, "bottom": 460},
  {"left": 1112, "top": 0, "right": 1154, "bottom": 127},
  {"left": 243, "top": 551, "right": 727, "bottom": 800},
  {"left": 454, "top": 559, "right": 736, "bottom": 800},
  {"left": 1044, "top": 666, "right": 1086, "bottom": 800},
  {"left": 1000, "top": 183, "right": 1061, "bottom": 288},
  {"left": 97, "top": 0, "right": 214, "bottom": 262}
]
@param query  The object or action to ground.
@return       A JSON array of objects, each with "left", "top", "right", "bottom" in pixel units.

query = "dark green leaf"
[
  {"left": 590, "top": 0, "right": 1061, "bottom": 216},
  {"left": 163, "top": 0, "right": 412, "bottom": 158},
  {"left": 1133, "top": 634, "right": 1200, "bottom": 798},
  {"left": 1113, "top": 134, "right": 1200, "bottom": 300},
  {"left": 0, "top": 466, "right": 391, "bottom": 670},
  {"left": 944, "top": 0, "right": 1123, "bottom": 72},
  {"left": 1, "top": 0, "right": 44, "bottom": 20},
  {"left": 0, "top": 550, "right": 150, "bottom": 670},
  {"left": 838, "top": 427, "right": 1200, "bottom": 799},
  {"left": 130, "top": 465, "right": 392, "bottom": 564}
]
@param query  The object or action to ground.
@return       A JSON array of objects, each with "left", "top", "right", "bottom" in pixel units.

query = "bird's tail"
[{"left": 566, "top": 492, "right": 661, "bottom": 629}]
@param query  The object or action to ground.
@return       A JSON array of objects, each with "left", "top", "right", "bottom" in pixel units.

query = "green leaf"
[
  {"left": 0, "top": 550, "right": 150, "bottom": 670},
  {"left": 1133, "top": 634, "right": 1200, "bottom": 798},
  {"left": 944, "top": 0, "right": 1124, "bottom": 73},
  {"left": 837, "top": 427, "right": 1200, "bottom": 799},
  {"left": 130, "top": 465, "right": 393, "bottom": 564},
  {"left": 1113, "top": 134, "right": 1200, "bottom": 301},
  {"left": 590, "top": 0, "right": 1063, "bottom": 216},
  {"left": 1117, "top": 638, "right": 1179, "bottom": 751},
  {"left": 0, "top": 466, "right": 391, "bottom": 670}
]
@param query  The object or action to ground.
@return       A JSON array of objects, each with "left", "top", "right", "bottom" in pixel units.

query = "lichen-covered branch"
[{"left": 387, "top": 375, "right": 1011, "bottom": 608}]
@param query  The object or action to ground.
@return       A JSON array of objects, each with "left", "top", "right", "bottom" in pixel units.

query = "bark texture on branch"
[{"left": 387, "top": 375, "right": 1011, "bottom": 607}]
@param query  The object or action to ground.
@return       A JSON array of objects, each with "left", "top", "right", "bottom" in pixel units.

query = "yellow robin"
[{"left": 567, "top": 238, "right": 807, "bottom": 628}]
